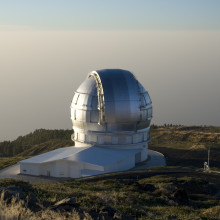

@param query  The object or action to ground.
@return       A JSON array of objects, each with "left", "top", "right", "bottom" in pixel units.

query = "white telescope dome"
[
  {"left": 71, "top": 69, "right": 152, "bottom": 159},
  {"left": 18, "top": 70, "right": 166, "bottom": 180}
]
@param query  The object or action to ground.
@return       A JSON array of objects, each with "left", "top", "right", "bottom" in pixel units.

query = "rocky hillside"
[
  {"left": 0, "top": 168, "right": 220, "bottom": 220},
  {"left": 149, "top": 125, "right": 220, "bottom": 168}
]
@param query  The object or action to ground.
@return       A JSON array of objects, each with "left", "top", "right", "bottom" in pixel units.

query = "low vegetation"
[
  {"left": 0, "top": 170, "right": 220, "bottom": 219},
  {"left": 0, "top": 157, "right": 25, "bottom": 170},
  {"left": 0, "top": 129, "right": 73, "bottom": 169},
  {"left": 0, "top": 129, "right": 72, "bottom": 157},
  {"left": 0, "top": 125, "right": 220, "bottom": 219},
  {"left": 150, "top": 125, "right": 220, "bottom": 150},
  {"left": 149, "top": 125, "right": 220, "bottom": 168}
]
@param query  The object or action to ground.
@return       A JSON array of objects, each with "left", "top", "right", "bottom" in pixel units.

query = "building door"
[
  {"left": 47, "top": 170, "right": 51, "bottom": 177},
  {"left": 135, "top": 152, "right": 141, "bottom": 164}
]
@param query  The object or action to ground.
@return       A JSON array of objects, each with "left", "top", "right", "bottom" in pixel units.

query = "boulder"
[
  {"left": 141, "top": 184, "right": 156, "bottom": 192},
  {"left": 172, "top": 189, "right": 189, "bottom": 205},
  {"left": 113, "top": 211, "right": 129, "bottom": 220},
  {"left": 1, "top": 187, "right": 25, "bottom": 202},
  {"left": 26, "top": 193, "right": 41, "bottom": 211},
  {"left": 99, "top": 206, "right": 116, "bottom": 217},
  {"left": 0, "top": 187, "right": 6, "bottom": 194},
  {"left": 54, "top": 197, "right": 77, "bottom": 206},
  {"left": 51, "top": 197, "right": 79, "bottom": 212},
  {"left": 182, "top": 180, "right": 206, "bottom": 194}
]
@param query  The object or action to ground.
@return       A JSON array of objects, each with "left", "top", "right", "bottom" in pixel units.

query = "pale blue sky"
[{"left": 0, "top": 0, "right": 220, "bottom": 30}]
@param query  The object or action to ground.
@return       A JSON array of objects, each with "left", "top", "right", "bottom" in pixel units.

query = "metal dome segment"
[
  {"left": 89, "top": 69, "right": 140, "bottom": 124},
  {"left": 76, "top": 76, "right": 97, "bottom": 95},
  {"left": 136, "top": 82, "right": 152, "bottom": 130},
  {"left": 71, "top": 76, "right": 101, "bottom": 135},
  {"left": 71, "top": 69, "right": 152, "bottom": 151}
]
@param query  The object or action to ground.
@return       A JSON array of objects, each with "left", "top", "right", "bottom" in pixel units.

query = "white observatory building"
[{"left": 19, "top": 69, "right": 165, "bottom": 178}]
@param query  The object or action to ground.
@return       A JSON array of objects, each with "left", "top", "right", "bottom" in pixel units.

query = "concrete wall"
[
  {"left": 20, "top": 147, "right": 147, "bottom": 178},
  {"left": 20, "top": 160, "right": 104, "bottom": 178},
  {"left": 39, "top": 162, "right": 56, "bottom": 177},
  {"left": 55, "top": 160, "right": 69, "bottom": 177},
  {"left": 141, "top": 145, "right": 148, "bottom": 161},
  {"left": 68, "top": 161, "right": 104, "bottom": 178},
  {"left": 104, "top": 155, "right": 135, "bottom": 173},
  {"left": 83, "top": 163, "right": 104, "bottom": 171},
  {"left": 20, "top": 163, "right": 40, "bottom": 176},
  {"left": 69, "top": 162, "right": 83, "bottom": 178}
]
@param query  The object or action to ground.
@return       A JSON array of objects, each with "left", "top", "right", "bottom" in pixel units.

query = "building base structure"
[{"left": 19, "top": 146, "right": 166, "bottom": 178}]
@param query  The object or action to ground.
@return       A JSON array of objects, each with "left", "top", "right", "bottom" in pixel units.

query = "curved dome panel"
[
  {"left": 90, "top": 69, "right": 140, "bottom": 124},
  {"left": 71, "top": 76, "right": 99, "bottom": 125},
  {"left": 76, "top": 76, "right": 97, "bottom": 95},
  {"left": 71, "top": 69, "right": 152, "bottom": 148}
]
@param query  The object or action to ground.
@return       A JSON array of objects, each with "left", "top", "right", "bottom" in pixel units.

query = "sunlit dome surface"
[{"left": 71, "top": 69, "right": 152, "bottom": 148}]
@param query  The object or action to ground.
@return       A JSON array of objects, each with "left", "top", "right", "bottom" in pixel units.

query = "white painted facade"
[{"left": 19, "top": 146, "right": 140, "bottom": 178}]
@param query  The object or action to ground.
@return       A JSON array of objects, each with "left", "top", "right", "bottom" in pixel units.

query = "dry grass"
[
  {"left": 202, "top": 206, "right": 220, "bottom": 218},
  {"left": 189, "top": 144, "right": 207, "bottom": 150},
  {"left": 150, "top": 126, "right": 220, "bottom": 149},
  {"left": 0, "top": 157, "right": 25, "bottom": 170},
  {"left": 0, "top": 174, "right": 220, "bottom": 220},
  {"left": 0, "top": 194, "right": 88, "bottom": 220}
]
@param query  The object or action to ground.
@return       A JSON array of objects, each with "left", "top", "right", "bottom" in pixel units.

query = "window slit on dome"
[
  {"left": 75, "top": 93, "right": 80, "bottom": 105},
  {"left": 112, "top": 136, "right": 118, "bottom": 144},
  {"left": 74, "top": 110, "right": 76, "bottom": 120}
]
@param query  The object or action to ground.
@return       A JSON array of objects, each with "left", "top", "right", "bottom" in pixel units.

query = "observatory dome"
[
  {"left": 18, "top": 70, "right": 166, "bottom": 179},
  {"left": 71, "top": 69, "right": 152, "bottom": 161}
]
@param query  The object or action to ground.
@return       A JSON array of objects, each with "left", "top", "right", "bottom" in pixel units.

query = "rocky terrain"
[{"left": 0, "top": 167, "right": 220, "bottom": 220}]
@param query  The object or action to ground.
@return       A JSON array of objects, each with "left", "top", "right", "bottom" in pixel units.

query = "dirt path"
[
  {"left": 79, "top": 168, "right": 220, "bottom": 184},
  {"left": 0, "top": 164, "right": 20, "bottom": 178}
]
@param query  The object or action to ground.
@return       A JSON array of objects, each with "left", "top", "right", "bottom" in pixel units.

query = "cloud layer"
[{"left": 0, "top": 30, "right": 220, "bottom": 141}]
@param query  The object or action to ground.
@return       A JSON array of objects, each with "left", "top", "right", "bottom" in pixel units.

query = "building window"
[
  {"left": 118, "top": 136, "right": 126, "bottom": 144},
  {"left": 97, "top": 136, "right": 104, "bottom": 144},
  {"left": 74, "top": 132, "right": 78, "bottom": 140},
  {"left": 144, "top": 132, "right": 148, "bottom": 141},
  {"left": 105, "top": 136, "right": 112, "bottom": 144},
  {"left": 90, "top": 110, "right": 99, "bottom": 122},
  {"left": 90, "top": 135, "right": 97, "bottom": 143},
  {"left": 74, "top": 110, "right": 76, "bottom": 120},
  {"left": 126, "top": 136, "right": 132, "bottom": 144},
  {"left": 112, "top": 136, "right": 118, "bottom": 144},
  {"left": 133, "top": 134, "right": 139, "bottom": 144}
]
